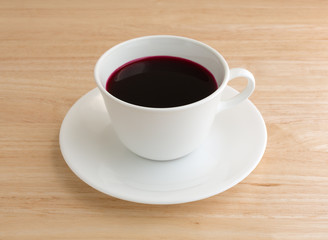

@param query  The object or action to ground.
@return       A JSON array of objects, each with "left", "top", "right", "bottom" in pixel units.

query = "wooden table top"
[{"left": 1, "top": 0, "right": 327, "bottom": 239}]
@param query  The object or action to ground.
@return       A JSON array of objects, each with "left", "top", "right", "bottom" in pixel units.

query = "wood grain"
[{"left": 1, "top": 0, "right": 328, "bottom": 239}]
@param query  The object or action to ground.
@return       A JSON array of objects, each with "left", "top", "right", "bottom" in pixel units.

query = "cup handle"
[{"left": 218, "top": 68, "right": 255, "bottom": 112}]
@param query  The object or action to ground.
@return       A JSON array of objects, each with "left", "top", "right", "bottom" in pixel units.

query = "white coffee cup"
[{"left": 94, "top": 35, "right": 255, "bottom": 161}]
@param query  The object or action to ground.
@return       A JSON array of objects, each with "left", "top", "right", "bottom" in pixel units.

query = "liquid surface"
[{"left": 106, "top": 56, "right": 218, "bottom": 108}]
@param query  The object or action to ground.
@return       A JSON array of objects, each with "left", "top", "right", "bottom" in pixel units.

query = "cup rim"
[{"left": 94, "top": 35, "right": 230, "bottom": 112}]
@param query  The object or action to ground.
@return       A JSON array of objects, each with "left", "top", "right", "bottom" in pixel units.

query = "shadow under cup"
[{"left": 94, "top": 36, "right": 230, "bottom": 161}]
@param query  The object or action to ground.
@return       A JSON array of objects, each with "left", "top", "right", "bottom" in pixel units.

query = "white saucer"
[{"left": 59, "top": 87, "right": 267, "bottom": 204}]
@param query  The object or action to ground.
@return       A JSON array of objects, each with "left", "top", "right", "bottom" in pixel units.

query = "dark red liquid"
[{"left": 106, "top": 56, "right": 218, "bottom": 108}]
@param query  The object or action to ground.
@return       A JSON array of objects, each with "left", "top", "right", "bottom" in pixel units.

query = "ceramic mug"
[{"left": 94, "top": 35, "right": 255, "bottom": 161}]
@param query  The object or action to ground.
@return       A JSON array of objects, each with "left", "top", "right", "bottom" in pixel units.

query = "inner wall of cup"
[{"left": 96, "top": 37, "right": 226, "bottom": 89}]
